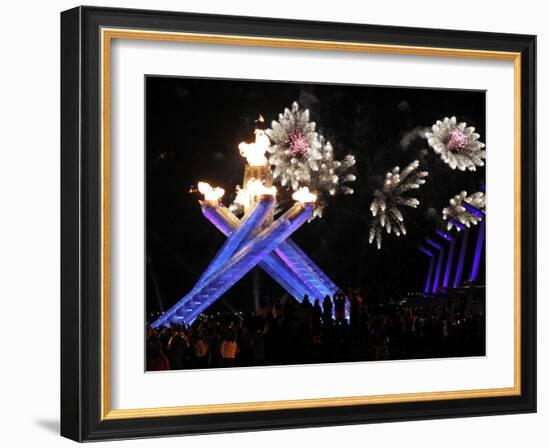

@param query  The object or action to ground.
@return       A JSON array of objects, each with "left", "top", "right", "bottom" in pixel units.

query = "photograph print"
[{"left": 145, "top": 76, "right": 487, "bottom": 372}]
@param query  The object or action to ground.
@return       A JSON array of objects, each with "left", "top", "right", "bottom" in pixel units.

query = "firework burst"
[
  {"left": 266, "top": 102, "right": 356, "bottom": 219},
  {"left": 369, "top": 160, "right": 429, "bottom": 249},
  {"left": 425, "top": 116, "right": 485, "bottom": 171},
  {"left": 443, "top": 191, "right": 486, "bottom": 230}
]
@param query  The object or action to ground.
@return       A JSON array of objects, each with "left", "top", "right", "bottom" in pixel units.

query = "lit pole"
[
  {"left": 452, "top": 218, "right": 469, "bottom": 288},
  {"left": 426, "top": 238, "right": 444, "bottom": 293},
  {"left": 463, "top": 202, "right": 486, "bottom": 282},
  {"left": 436, "top": 229, "right": 455, "bottom": 289},
  {"left": 419, "top": 245, "right": 435, "bottom": 296}
]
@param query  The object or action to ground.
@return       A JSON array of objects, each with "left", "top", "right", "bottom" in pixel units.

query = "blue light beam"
[
  {"left": 453, "top": 228, "right": 470, "bottom": 288},
  {"left": 443, "top": 237, "right": 456, "bottom": 288},
  {"left": 432, "top": 246, "right": 445, "bottom": 293},
  {"left": 419, "top": 245, "right": 434, "bottom": 295},
  {"left": 469, "top": 220, "right": 485, "bottom": 281}
]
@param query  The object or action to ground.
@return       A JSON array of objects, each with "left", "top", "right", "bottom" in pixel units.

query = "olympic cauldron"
[{"left": 151, "top": 129, "right": 341, "bottom": 328}]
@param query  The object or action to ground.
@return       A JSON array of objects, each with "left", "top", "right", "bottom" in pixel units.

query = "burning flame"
[
  {"left": 234, "top": 179, "right": 276, "bottom": 210},
  {"left": 246, "top": 179, "right": 276, "bottom": 197},
  {"left": 197, "top": 181, "right": 225, "bottom": 203},
  {"left": 238, "top": 129, "right": 270, "bottom": 167},
  {"left": 292, "top": 186, "right": 317, "bottom": 204}
]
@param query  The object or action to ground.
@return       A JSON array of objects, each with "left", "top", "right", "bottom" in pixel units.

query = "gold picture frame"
[{"left": 61, "top": 6, "right": 536, "bottom": 441}]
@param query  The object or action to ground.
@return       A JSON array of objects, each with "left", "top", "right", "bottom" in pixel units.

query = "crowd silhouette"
[{"left": 146, "top": 289, "right": 485, "bottom": 371}]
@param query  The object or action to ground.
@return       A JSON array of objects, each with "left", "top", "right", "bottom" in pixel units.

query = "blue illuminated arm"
[
  {"left": 201, "top": 204, "right": 316, "bottom": 302},
  {"left": 151, "top": 203, "right": 313, "bottom": 327}
]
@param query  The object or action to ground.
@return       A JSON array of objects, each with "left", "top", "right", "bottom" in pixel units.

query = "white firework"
[
  {"left": 369, "top": 160, "right": 428, "bottom": 249},
  {"left": 443, "top": 191, "right": 486, "bottom": 231},
  {"left": 266, "top": 102, "right": 356, "bottom": 219},
  {"left": 425, "top": 116, "right": 486, "bottom": 171}
]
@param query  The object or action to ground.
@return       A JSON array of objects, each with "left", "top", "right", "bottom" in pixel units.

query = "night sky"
[{"left": 145, "top": 76, "right": 485, "bottom": 316}]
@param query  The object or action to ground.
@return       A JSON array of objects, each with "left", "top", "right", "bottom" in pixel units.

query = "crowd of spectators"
[{"left": 146, "top": 290, "right": 485, "bottom": 371}]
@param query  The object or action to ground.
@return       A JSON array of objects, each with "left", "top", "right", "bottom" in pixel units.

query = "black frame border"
[{"left": 61, "top": 6, "right": 536, "bottom": 441}]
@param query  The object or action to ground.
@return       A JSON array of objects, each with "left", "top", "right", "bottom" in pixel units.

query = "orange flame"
[
  {"left": 238, "top": 129, "right": 270, "bottom": 167},
  {"left": 234, "top": 179, "right": 276, "bottom": 210},
  {"left": 292, "top": 187, "right": 317, "bottom": 204},
  {"left": 197, "top": 181, "right": 225, "bottom": 203}
]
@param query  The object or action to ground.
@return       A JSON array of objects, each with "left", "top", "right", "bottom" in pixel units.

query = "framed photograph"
[{"left": 60, "top": 6, "right": 536, "bottom": 441}]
